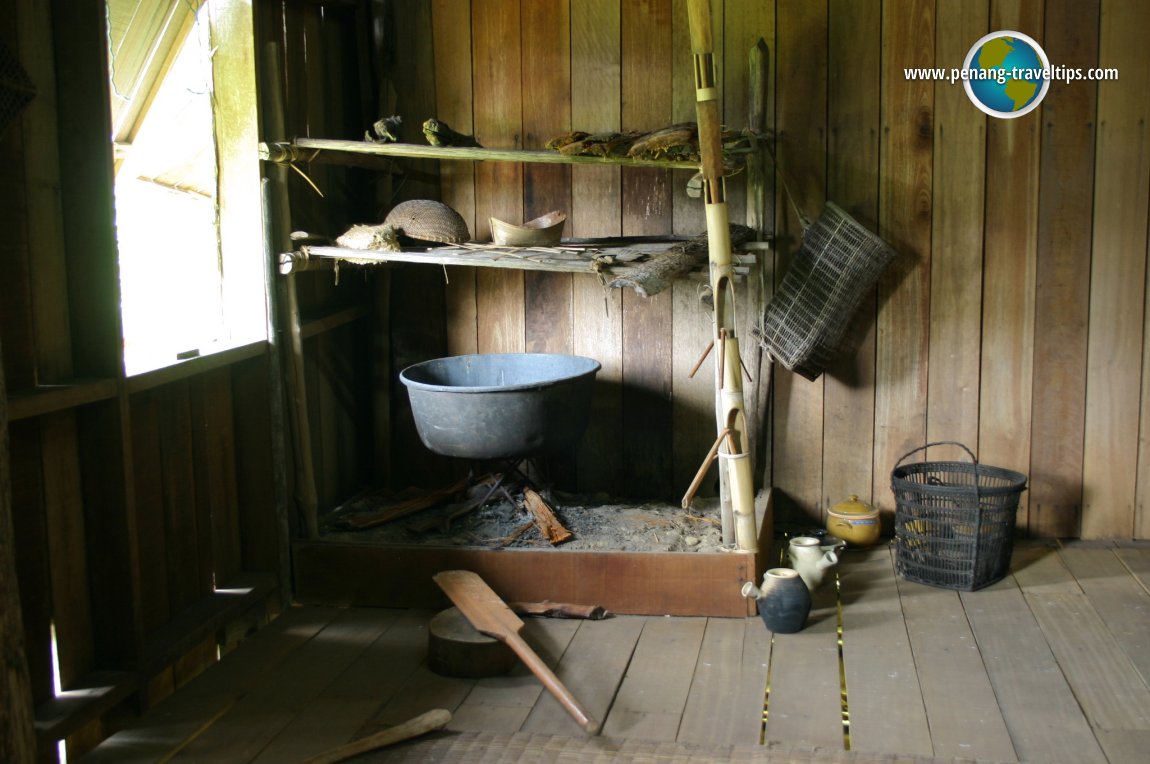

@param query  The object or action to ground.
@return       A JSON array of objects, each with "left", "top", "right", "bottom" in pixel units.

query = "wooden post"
[
  {"left": 745, "top": 39, "right": 773, "bottom": 492},
  {"left": 688, "top": 0, "right": 758, "bottom": 553},
  {"left": 0, "top": 339, "right": 38, "bottom": 761},
  {"left": 261, "top": 41, "right": 320, "bottom": 539}
]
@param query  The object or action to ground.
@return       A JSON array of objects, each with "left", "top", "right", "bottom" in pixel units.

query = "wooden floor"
[{"left": 82, "top": 540, "right": 1150, "bottom": 763}]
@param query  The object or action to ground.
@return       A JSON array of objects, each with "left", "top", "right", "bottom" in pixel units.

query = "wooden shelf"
[
  {"left": 35, "top": 670, "right": 138, "bottom": 746},
  {"left": 261, "top": 138, "right": 716, "bottom": 171},
  {"left": 8, "top": 378, "right": 119, "bottom": 421},
  {"left": 280, "top": 240, "right": 757, "bottom": 280}
]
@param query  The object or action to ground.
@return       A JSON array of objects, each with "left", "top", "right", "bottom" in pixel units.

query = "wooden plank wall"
[
  {"left": 0, "top": 0, "right": 332, "bottom": 757},
  {"left": 409, "top": 0, "right": 1150, "bottom": 539}
]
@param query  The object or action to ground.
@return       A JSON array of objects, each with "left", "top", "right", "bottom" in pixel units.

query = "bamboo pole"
[
  {"left": 261, "top": 138, "right": 755, "bottom": 171},
  {"left": 688, "top": 0, "right": 758, "bottom": 553}
]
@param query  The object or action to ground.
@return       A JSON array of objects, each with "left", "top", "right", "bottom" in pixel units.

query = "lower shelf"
[{"left": 292, "top": 540, "right": 761, "bottom": 617}]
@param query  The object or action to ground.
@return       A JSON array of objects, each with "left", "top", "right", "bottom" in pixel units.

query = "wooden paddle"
[
  {"left": 297, "top": 708, "right": 451, "bottom": 764},
  {"left": 432, "top": 570, "right": 601, "bottom": 734}
]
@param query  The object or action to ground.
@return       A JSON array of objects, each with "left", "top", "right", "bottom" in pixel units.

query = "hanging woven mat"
[{"left": 754, "top": 200, "right": 896, "bottom": 381}]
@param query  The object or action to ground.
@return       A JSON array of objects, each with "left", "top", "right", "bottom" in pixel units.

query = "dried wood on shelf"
[
  {"left": 279, "top": 239, "right": 755, "bottom": 291},
  {"left": 262, "top": 138, "right": 715, "bottom": 171},
  {"left": 606, "top": 224, "right": 755, "bottom": 297}
]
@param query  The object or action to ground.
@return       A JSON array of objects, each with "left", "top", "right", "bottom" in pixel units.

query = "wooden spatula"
[{"left": 432, "top": 570, "right": 600, "bottom": 734}]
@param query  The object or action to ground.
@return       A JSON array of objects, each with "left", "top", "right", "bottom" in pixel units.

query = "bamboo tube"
[{"left": 689, "top": 0, "right": 758, "bottom": 553}]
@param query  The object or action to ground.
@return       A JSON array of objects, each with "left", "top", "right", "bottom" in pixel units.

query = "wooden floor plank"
[
  {"left": 79, "top": 544, "right": 1150, "bottom": 762},
  {"left": 1025, "top": 590, "right": 1150, "bottom": 731},
  {"left": 895, "top": 578, "right": 1017, "bottom": 761},
  {"left": 1115, "top": 547, "right": 1150, "bottom": 592},
  {"left": 251, "top": 609, "right": 428, "bottom": 762},
  {"left": 1094, "top": 729, "right": 1150, "bottom": 764},
  {"left": 82, "top": 606, "right": 343, "bottom": 763},
  {"left": 601, "top": 616, "right": 707, "bottom": 741},
  {"left": 1057, "top": 546, "right": 1150, "bottom": 687},
  {"left": 170, "top": 608, "right": 396, "bottom": 762},
  {"left": 734, "top": 613, "right": 773, "bottom": 746},
  {"left": 960, "top": 577, "right": 1107, "bottom": 763},
  {"left": 520, "top": 613, "right": 645, "bottom": 735},
  {"left": 250, "top": 697, "right": 381, "bottom": 764},
  {"left": 762, "top": 585, "right": 842, "bottom": 750},
  {"left": 449, "top": 618, "right": 581, "bottom": 734},
  {"left": 839, "top": 547, "right": 932, "bottom": 758},
  {"left": 677, "top": 617, "right": 767, "bottom": 746},
  {"left": 1010, "top": 541, "right": 1080, "bottom": 594}
]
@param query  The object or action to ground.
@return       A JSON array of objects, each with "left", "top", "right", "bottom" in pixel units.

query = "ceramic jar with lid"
[{"left": 827, "top": 494, "right": 881, "bottom": 547}]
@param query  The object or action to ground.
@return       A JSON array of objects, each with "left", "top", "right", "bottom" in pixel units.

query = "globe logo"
[{"left": 962, "top": 31, "right": 1050, "bottom": 118}]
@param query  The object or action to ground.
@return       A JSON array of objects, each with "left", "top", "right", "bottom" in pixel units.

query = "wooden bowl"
[{"left": 489, "top": 211, "right": 567, "bottom": 247}]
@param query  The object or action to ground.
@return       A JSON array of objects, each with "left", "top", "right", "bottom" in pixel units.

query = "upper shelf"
[{"left": 260, "top": 138, "right": 719, "bottom": 171}]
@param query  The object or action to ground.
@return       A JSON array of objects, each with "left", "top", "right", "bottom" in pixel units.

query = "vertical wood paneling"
[
  {"left": 1030, "top": 0, "right": 1097, "bottom": 538},
  {"left": 772, "top": 0, "right": 828, "bottom": 524},
  {"left": 670, "top": 0, "right": 713, "bottom": 239},
  {"left": 474, "top": 0, "right": 526, "bottom": 355},
  {"left": 927, "top": 3, "right": 986, "bottom": 452},
  {"left": 76, "top": 398, "right": 143, "bottom": 667},
  {"left": 18, "top": 0, "right": 72, "bottom": 383},
  {"left": 727, "top": 2, "right": 775, "bottom": 491},
  {"left": 621, "top": 0, "right": 674, "bottom": 499},
  {"left": 824, "top": 0, "right": 880, "bottom": 510},
  {"left": 522, "top": 1, "right": 574, "bottom": 358},
  {"left": 0, "top": 338, "right": 36, "bottom": 763},
  {"left": 52, "top": 0, "right": 122, "bottom": 380},
  {"left": 231, "top": 357, "right": 283, "bottom": 576},
  {"left": 981, "top": 0, "right": 1042, "bottom": 528},
  {"left": 131, "top": 391, "right": 171, "bottom": 633},
  {"left": 0, "top": 101, "right": 36, "bottom": 389},
  {"left": 571, "top": 0, "right": 624, "bottom": 496},
  {"left": 8, "top": 421, "right": 53, "bottom": 703},
  {"left": 157, "top": 383, "right": 204, "bottom": 615},
  {"left": 874, "top": 0, "right": 933, "bottom": 516},
  {"left": 1081, "top": 0, "right": 1150, "bottom": 539},
  {"left": 40, "top": 412, "right": 94, "bottom": 687},
  {"left": 432, "top": 0, "right": 480, "bottom": 357},
  {"left": 670, "top": 0, "right": 719, "bottom": 498},
  {"left": 416, "top": 1, "right": 1150, "bottom": 539},
  {"left": 189, "top": 369, "right": 242, "bottom": 584}
]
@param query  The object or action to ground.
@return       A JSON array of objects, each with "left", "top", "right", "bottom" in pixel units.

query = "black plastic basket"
[{"left": 891, "top": 442, "right": 1027, "bottom": 591}]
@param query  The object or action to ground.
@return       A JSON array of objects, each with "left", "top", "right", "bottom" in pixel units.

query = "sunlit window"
[{"left": 107, "top": 0, "right": 264, "bottom": 375}]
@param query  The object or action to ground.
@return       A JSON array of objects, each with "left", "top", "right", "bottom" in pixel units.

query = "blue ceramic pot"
[{"left": 755, "top": 568, "right": 811, "bottom": 634}]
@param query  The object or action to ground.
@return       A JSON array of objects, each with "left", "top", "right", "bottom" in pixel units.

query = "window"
[{"left": 107, "top": 0, "right": 264, "bottom": 375}]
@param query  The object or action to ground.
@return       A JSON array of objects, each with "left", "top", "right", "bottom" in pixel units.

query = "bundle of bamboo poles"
[{"left": 684, "top": 0, "right": 758, "bottom": 553}]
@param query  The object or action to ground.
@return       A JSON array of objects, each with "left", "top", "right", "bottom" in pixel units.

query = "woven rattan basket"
[
  {"left": 892, "top": 442, "right": 1027, "bottom": 592},
  {"left": 383, "top": 199, "right": 471, "bottom": 244},
  {"left": 755, "top": 202, "right": 895, "bottom": 380}
]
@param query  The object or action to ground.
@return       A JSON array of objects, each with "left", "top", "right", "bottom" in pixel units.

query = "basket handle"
[{"left": 895, "top": 441, "right": 978, "bottom": 469}]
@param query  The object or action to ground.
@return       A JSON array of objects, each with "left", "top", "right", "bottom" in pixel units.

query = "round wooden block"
[{"left": 427, "top": 606, "right": 517, "bottom": 678}]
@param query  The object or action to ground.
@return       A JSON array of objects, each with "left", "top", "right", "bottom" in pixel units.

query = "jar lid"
[{"left": 830, "top": 494, "right": 874, "bottom": 516}]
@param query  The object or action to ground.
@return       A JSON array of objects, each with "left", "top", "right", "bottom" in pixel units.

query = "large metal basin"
[{"left": 399, "top": 353, "right": 601, "bottom": 460}]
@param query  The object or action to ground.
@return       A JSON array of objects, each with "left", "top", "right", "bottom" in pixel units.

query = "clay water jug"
[
  {"left": 741, "top": 568, "right": 811, "bottom": 634},
  {"left": 787, "top": 536, "right": 841, "bottom": 591}
]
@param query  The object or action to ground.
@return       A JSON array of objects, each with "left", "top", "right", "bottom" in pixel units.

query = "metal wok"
[{"left": 399, "top": 353, "right": 601, "bottom": 461}]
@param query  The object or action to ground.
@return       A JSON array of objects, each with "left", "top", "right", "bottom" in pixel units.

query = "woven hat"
[{"left": 383, "top": 199, "right": 470, "bottom": 244}]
